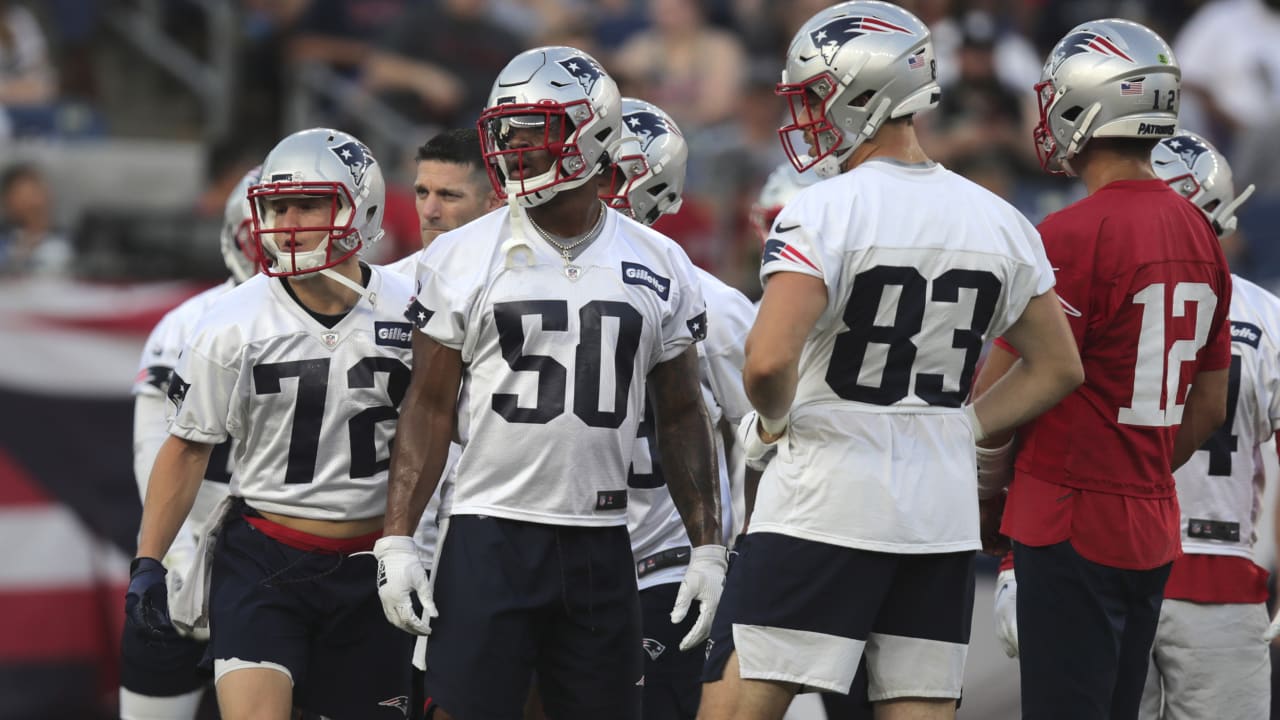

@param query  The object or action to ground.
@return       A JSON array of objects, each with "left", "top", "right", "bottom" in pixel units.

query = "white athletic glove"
[
  {"left": 993, "top": 569, "right": 1019, "bottom": 658},
  {"left": 1263, "top": 607, "right": 1280, "bottom": 642},
  {"left": 736, "top": 412, "right": 784, "bottom": 471},
  {"left": 374, "top": 535, "right": 436, "bottom": 636},
  {"left": 671, "top": 544, "right": 728, "bottom": 652}
]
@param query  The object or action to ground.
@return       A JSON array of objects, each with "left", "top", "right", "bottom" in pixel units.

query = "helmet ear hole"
[
  {"left": 1060, "top": 106, "right": 1084, "bottom": 122},
  {"left": 849, "top": 90, "right": 876, "bottom": 108}
]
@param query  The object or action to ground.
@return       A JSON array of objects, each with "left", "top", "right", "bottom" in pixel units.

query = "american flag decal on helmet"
[{"left": 810, "top": 15, "right": 914, "bottom": 67}]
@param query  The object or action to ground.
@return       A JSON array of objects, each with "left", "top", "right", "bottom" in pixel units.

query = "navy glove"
[{"left": 125, "top": 557, "right": 172, "bottom": 640}]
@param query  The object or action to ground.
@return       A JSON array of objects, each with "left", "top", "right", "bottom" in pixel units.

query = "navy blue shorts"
[
  {"left": 425, "top": 516, "right": 642, "bottom": 720},
  {"left": 639, "top": 582, "right": 702, "bottom": 720},
  {"left": 703, "top": 532, "right": 974, "bottom": 700},
  {"left": 1014, "top": 540, "right": 1171, "bottom": 720},
  {"left": 120, "top": 615, "right": 210, "bottom": 697},
  {"left": 209, "top": 509, "right": 415, "bottom": 718}
]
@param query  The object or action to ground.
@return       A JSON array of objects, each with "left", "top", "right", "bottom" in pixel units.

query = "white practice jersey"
[
  {"left": 169, "top": 266, "right": 416, "bottom": 520},
  {"left": 628, "top": 266, "right": 755, "bottom": 589},
  {"left": 410, "top": 207, "right": 706, "bottom": 527},
  {"left": 382, "top": 249, "right": 449, "bottom": 569},
  {"left": 749, "top": 159, "right": 1054, "bottom": 553},
  {"left": 383, "top": 248, "right": 422, "bottom": 278},
  {"left": 134, "top": 279, "right": 236, "bottom": 573},
  {"left": 1174, "top": 275, "right": 1280, "bottom": 560}
]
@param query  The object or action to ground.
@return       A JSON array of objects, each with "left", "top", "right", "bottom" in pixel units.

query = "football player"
[
  {"left": 384, "top": 128, "right": 501, "bottom": 276},
  {"left": 119, "top": 166, "right": 260, "bottom": 720},
  {"left": 747, "top": 161, "right": 819, "bottom": 247},
  {"left": 697, "top": 4, "right": 1084, "bottom": 720},
  {"left": 374, "top": 46, "right": 724, "bottom": 720},
  {"left": 127, "top": 128, "right": 418, "bottom": 720},
  {"left": 603, "top": 96, "right": 756, "bottom": 720},
  {"left": 973, "top": 20, "right": 1234, "bottom": 720}
]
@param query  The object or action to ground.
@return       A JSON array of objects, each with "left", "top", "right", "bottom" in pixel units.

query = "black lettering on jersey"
[
  {"left": 1230, "top": 321, "right": 1262, "bottom": 349},
  {"left": 621, "top": 261, "right": 670, "bottom": 300},
  {"left": 167, "top": 371, "right": 191, "bottom": 411},
  {"left": 827, "top": 266, "right": 1000, "bottom": 407},
  {"left": 143, "top": 364, "right": 173, "bottom": 393},
  {"left": 686, "top": 311, "right": 708, "bottom": 342},
  {"left": 375, "top": 321, "right": 414, "bottom": 349},
  {"left": 405, "top": 299, "right": 434, "bottom": 329},
  {"left": 1200, "top": 354, "right": 1242, "bottom": 476}
]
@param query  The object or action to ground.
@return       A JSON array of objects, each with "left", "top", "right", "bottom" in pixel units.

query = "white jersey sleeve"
[
  {"left": 407, "top": 208, "right": 705, "bottom": 527},
  {"left": 382, "top": 249, "right": 424, "bottom": 279},
  {"left": 695, "top": 267, "right": 754, "bottom": 428},
  {"left": 171, "top": 268, "right": 416, "bottom": 520},
  {"left": 749, "top": 161, "right": 1053, "bottom": 553},
  {"left": 1174, "top": 275, "right": 1280, "bottom": 560}
]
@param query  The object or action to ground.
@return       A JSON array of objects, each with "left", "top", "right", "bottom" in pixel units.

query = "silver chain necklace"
[{"left": 526, "top": 202, "right": 606, "bottom": 281}]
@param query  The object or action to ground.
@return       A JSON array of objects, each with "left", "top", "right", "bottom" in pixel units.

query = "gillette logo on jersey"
[
  {"left": 1231, "top": 321, "right": 1262, "bottom": 348},
  {"left": 622, "top": 261, "right": 670, "bottom": 300},
  {"left": 375, "top": 322, "right": 413, "bottom": 348},
  {"left": 810, "top": 15, "right": 913, "bottom": 66},
  {"left": 557, "top": 56, "right": 604, "bottom": 95}
]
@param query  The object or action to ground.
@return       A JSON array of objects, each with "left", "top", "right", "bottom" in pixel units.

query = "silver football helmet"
[
  {"left": 749, "top": 162, "right": 821, "bottom": 243},
  {"left": 220, "top": 165, "right": 262, "bottom": 284},
  {"left": 778, "top": 1, "right": 939, "bottom": 178},
  {"left": 1152, "top": 131, "right": 1255, "bottom": 238},
  {"left": 478, "top": 46, "right": 622, "bottom": 208},
  {"left": 1035, "top": 19, "right": 1180, "bottom": 175},
  {"left": 248, "top": 128, "right": 386, "bottom": 277},
  {"left": 602, "top": 98, "right": 687, "bottom": 226}
]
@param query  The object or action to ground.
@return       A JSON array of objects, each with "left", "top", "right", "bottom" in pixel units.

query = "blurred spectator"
[
  {"left": 921, "top": 11, "right": 1036, "bottom": 182},
  {"left": 613, "top": 0, "right": 747, "bottom": 135},
  {"left": 0, "top": 1, "right": 57, "bottom": 136},
  {"left": 489, "top": 0, "right": 584, "bottom": 44},
  {"left": 591, "top": 0, "right": 650, "bottom": 54},
  {"left": 0, "top": 164, "right": 71, "bottom": 277},
  {"left": 1174, "top": 0, "right": 1280, "bottom": 139},
  {"left": 364, "top": 0, "right": 522, "bottom": 128}
]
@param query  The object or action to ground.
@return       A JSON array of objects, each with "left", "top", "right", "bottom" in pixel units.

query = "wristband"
[
  {"left": 759, "top": 414, "right": 788, "bottom": 436},
  {"left": 964, "top": 404, "right": 987, "bottom": 443}
]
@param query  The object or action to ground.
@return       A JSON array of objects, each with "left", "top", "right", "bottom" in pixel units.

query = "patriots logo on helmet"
[
  {"left": 330, "top": 140, "right": 376, "bottom": 186},
  {"left": 557, "top": 56, "right": 604, "bottom": 96},
  {"left": 624, "top": 111, "right": 675, "bottom": 151},
  {"left": 809, "top": 15, "right": 913, "bottom": 67},
  {"left": 1051, "top": 30, "right": 1134, "bottom": 72},
  {"left": 1164, "top": 135, "right": 1210, "bottom": 171}
]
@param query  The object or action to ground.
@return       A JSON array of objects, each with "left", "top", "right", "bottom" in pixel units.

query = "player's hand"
[
  {"left": 374, "top": 536, "right": 436, "bottom": 636},
  {"left": 125, "top": 557, "right": 173, "bottom": 640},
  {"left": 1264, "top": 607, "right": 1280, "bottom": 643},
  {"left": 993, "top": 569, "right": 1019, "bottom": 658},
  {"left": 671, "top": 544, "right": 728, "bottom": 652},
  {"left": 979, "top": 493, "right": 1011, "bottom": 556},
  {"left": 737, "top": 412, "right": 783, "bottom": 471}
]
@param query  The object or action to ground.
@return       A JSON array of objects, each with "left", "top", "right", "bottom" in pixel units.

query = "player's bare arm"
[
  {"left": 136, "top": 435, "right": 214, "bottom": 560},
  {"left": 970, "top": 290, "right": 1083, "bottom": 441},
  {"left": 384, "top": 332, "right": 462, "bottom": 536},
  {"left": 650, "top": 346, "right": 721, "bottom": 547},
  {"left": 1170, "top": 367, "right": 1229, "bottom": 471},
  {"left": 743, "top": 272, "right": 827, "bottom": 429}
]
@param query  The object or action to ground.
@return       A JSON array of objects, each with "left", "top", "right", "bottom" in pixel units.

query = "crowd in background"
[{"left": 2, "top": 0, "right": 1280, "bottom": 296}]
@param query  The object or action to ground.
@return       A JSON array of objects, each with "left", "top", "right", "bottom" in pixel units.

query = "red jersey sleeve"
[{"left": 1196, "top": 253, "right": 1233, "bottom": 373}]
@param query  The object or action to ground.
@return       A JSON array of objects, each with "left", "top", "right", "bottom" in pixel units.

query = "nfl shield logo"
[{"left": 321, "top": 331, "right": 339, "bottom": 348}]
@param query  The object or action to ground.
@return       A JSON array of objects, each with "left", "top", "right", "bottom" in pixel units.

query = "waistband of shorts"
[
  {"left": 636, "top": 545, "right": 691, "bottom": 579},
  {"left": 241, "top": 506, "right": 381, "bottom": 554}
]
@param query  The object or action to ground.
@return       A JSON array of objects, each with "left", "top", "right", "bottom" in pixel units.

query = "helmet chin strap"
[
  {"left": 1216, "top": 183, "right": 1256, "bottom": 235},
  {"left": 1062, "top": 102, "right": 1102, "bottom": 176},
  {"left": 500, "top": 194, "right": 537, "bottom": 269},
  {"left": 318, "top": 266, "right": 377, "bottom": 308}
]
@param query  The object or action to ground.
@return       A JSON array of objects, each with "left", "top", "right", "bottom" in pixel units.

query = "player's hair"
[{"left": 416, "top": 129, "right": 485, "bottom": 172}]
